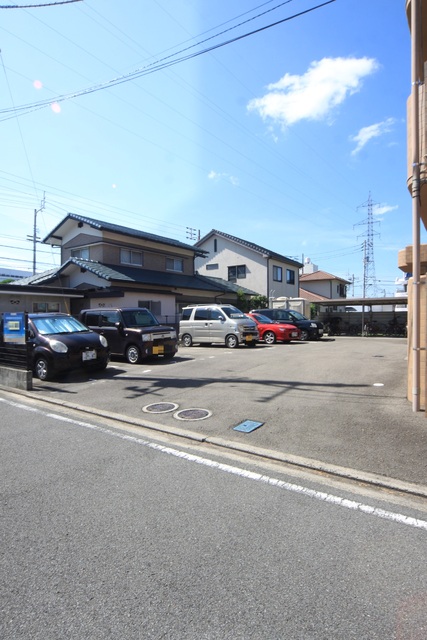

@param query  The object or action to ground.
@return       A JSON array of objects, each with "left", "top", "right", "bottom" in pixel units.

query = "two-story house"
[
  {"left": 299, "top": 260, "right": 350, "bottom": 301},
  {"left": 11, "top": 214, "right": 257, "bottom": 320},
  {"left": 194, "top": 229, "right": 302, "bottom": 301}
]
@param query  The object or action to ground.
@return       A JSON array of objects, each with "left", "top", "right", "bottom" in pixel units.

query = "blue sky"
[{"left": 0, "top": 0, "right": 421, "bottom": 296}]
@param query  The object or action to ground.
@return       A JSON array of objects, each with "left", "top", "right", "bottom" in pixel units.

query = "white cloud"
[
  {"left": 208, "top": 170, "right": 239, "bottom": 186},
  {"left": 247, "top": 57, "right": 379, "bottom": 127},
  {"left": 374, "top": 203, "right": 398, "bottom": 218},
  {"left": 350, "top": 118, "right": 396, "bottom": 155}
]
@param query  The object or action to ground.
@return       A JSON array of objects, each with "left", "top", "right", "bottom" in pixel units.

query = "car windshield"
[
  {"left": 252, "top": 313, "right": 273, "bottom": 324},
  {"left": 287, "top": 310, "right": 307, "bottom": 321},
  {"left": 122, "top": 309, "right": 159, "bottom": 327},
  {"left": 32, "top": 316, "right": 89, "bottom": 335},
  {"left": 221, "top": 306, "right": 246, "bottom": 319}
]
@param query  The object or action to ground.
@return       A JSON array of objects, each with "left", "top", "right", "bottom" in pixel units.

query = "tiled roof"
[
  {"left": 11, "top": 268, "right": 60, "bottom": 286},
  {"left": 300, "top": 270, "right": 351, "bottom": 283},
  {"left": 13, "top": 258, "right": 253, "bottom": 295},
  {"left": 196, "top": 229, "right": 302, "bottom": 267},
  {"left": 43, "top": 213, "right": 207, "bottom": 256},
  {"left": 299, "top": 287, "right": 329, "bottom": 302}
]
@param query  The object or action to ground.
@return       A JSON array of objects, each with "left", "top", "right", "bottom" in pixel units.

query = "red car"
[{"left": 246, "top": 312, "right": 301, "bottom": 344}]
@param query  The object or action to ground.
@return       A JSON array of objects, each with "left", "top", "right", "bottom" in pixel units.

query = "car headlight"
[
  {"left": 142, "top": 333, "right": 152, "bottom": 342},
  {"left": 171, "top": 331, "right": 177, "bottom": 339},
  {"left": 50, "top": 339, "right": 68, "bottom": 353},
  {"left": 310, "top": 322, "right": 317, "bottom": 328},
  {"left": 99, "top": 335, "right": 108, "bottom": 348}
]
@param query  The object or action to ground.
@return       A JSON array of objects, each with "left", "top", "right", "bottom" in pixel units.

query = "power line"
[
  {"left": 0, "top": 1, "right": 82, "bottom": 8},
  {"left": 0, "top": 0, "right": 336, "bottom": 119}
]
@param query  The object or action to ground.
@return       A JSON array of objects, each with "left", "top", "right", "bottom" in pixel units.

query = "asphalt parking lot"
[{"left": 24, "top": 335, "right": 427, "bottom": 487}]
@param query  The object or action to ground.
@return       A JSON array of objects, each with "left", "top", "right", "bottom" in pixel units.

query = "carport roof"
[{"left": 316, "top": 296, "right": 408, "bottom": 307}]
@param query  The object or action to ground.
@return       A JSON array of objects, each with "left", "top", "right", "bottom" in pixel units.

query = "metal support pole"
[{"left": 410, "top": 0, "right": 421, "bottom": 411}]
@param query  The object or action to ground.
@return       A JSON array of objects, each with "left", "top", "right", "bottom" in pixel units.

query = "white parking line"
[{"left": 2, "top": 396, "right": 427, "bottom": 532}]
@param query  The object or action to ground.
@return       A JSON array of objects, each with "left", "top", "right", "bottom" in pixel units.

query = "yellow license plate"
[
  {"left": 246, "top": 335, "right": 253, "bottom": 342},
  {"left": 153, "top": 345, "right": 164, "bottom": 354}
]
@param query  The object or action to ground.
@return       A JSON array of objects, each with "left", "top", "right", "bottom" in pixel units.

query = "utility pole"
[
  {"left": 186, "top": 227, "right": 200, "bottom": 242},
  {"left": 27, "top": 193, "right": 45, "bottom": 275}
]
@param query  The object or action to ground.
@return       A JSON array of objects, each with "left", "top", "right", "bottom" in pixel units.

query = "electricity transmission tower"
[{"left": 353, "top": 192, "right": 380, "bottom": 297}]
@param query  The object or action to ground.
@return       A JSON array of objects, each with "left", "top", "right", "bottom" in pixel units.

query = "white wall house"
[
  {"left": 11, "top": 214, "right": 258, "bottom": 320},
  {"left": 299, "top": 259, "right": 350, "bottom": 300},
  {"left": 195, "top": 230, "right": 302, "bottom": 300}
]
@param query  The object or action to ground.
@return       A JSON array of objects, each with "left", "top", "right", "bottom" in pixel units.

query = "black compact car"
[
  {"left": 28, "top": 313, "right": 110, "bottom": 380},
  {"left": 78, "top": 308, "right": 178, "bottom": 364},
  {"left": 250, "top": 308, "right": 323, "bottom": 341}
]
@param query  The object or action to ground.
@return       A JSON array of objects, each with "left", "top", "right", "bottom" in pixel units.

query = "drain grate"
[
  {"left": 143, "top": 402, "right": 179, "bottom": 414},
  {"left": 174, "top": 408, "right": 212, "bottom": 421}
]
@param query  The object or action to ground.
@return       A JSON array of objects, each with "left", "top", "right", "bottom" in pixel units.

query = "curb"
[{"left": 2, "top": 384, "right": 427, "bottom": 500}]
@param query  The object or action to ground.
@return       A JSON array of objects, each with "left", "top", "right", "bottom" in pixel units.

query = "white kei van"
[{"left": 179, "top": 304, "right": 259, "bottom": 348}]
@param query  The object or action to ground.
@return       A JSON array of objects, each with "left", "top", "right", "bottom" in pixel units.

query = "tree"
[{"left": 249, "top": 294, "right": 268, "bottom": 310}]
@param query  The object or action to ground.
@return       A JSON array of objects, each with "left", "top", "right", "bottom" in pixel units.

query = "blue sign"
[{"left": 3, "top": 312, "right": 26, "bottom": 344}]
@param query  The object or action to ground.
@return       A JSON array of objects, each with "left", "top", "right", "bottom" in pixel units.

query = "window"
[
  {"left": 120, "top": 248, "right": 143, "bottom": 266},
  {"left": 286, "top": 269, "right": 295, "bottom": 285},
  {"left": 138, "top": 300, "right": 161, "bottom": 316},
  {"left": 206, "top": 263, "right": 218, "bottom": 270},
  {"left": 228, "top": 265, "right": 246, "bottom": 282},
  {"left": 337, "top": 284, "right": 346, "bottom": 297},
  {"left": 194, "top": 308, "right": 209, "bottom": 320},
  {"left": 100, "top": 311, "right": 120, "bottom": 326},
  {"left": 33, "top": 302, "right": 60, "bottom": 313},
  {"left": 166, "top": 257, "right": 184, "bottom": 272},
  {"left": 71, "top": 247, "right": 90, "bottom": 260},
  {"left": 273, "top": 266, "right": 283, "bottom": 282},
  {"left": 210, "top": 309, "right": 225, "bottom": 320},
  {"left": 214, "top": 239, "right": 217, "bottom": 252},
  {"left": 84, "top": 312, "right": 102, "bottom": 327}
]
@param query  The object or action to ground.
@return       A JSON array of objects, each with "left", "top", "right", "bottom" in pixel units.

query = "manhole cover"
[
  {"left": 174, "top": 408, "right": 212, "bottom": 421},
  {"left": 143, "top": 402, "right": 179, "bottom": 414}
]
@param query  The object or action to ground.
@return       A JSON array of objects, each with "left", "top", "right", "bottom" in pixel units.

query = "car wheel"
[
  {"left": 225, "top": 334, "right": 238, "bottom": 348},
  {"left": 34, "top": 357, "right": 52, "bottom": 381},
  {"left": 126, "top": 345, "right": 141, "bottom": 364},
  {"left": 264, "top": 331, "right": 276, "bottom": 345},
  {"left": 93, "top": 357, "right": 109, "bottom": 371},
  {"left": 181, "top": 334, "right": 193, "bottom": 347},
  {"left": 300, "top": 329, "right": 309, "bottom": 341}
]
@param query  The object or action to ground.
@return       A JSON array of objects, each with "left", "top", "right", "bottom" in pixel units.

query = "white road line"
[{"left": 2, "top": 396, "right": 427, "bottom": 532}]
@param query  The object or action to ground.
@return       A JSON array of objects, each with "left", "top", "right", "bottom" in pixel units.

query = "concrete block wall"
[{"left": 0, "top": 366, "right": 32, "bottom": 391}]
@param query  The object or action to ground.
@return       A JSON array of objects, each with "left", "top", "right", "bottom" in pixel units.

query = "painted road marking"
[{"left": 1, "top": 396, "right": 427, "bottom": 532}]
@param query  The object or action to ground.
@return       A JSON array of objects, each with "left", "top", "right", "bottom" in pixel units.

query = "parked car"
[
  {"left": 179, "top": 304, "right": 259, "bottom": 348},
  {"left": 79, "top": 308, "right": 178, "bottom": 364},
  {"left": 27, "top": 313, "right": 110, "bottom": 381},
  {"left": 250, "top": 308, "right": 323, "bottom": 341},
  {"left": 246, "top": 312, "right": 301, "bottom": 344}
]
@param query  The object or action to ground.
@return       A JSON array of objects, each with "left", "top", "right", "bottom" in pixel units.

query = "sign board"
[{"left": 3, "top": 312, "right": 26, "bottom": 344}]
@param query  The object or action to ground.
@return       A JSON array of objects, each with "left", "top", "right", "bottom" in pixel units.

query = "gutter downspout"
[{"left": 411, "top": 0, "right": 421, "bottom": 411}]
